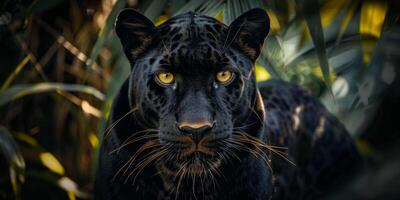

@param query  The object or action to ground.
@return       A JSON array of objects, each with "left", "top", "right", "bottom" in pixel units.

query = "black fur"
[{"left": 95, "top": 8, "right": 361, "bottom": 200}]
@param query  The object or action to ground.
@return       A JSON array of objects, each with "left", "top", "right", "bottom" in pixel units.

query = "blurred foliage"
[{"left": 0, "top": 0, "right": 399, "bottom": 199}]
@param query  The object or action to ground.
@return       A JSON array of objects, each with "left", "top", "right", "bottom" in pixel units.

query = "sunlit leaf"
[
  {"left": 214, "top": 10, "right": 224, "bottom": 22},
  {"left": 360, "top": 0, "right": 388, "bottom": 64},
  {"left": 155, "top": 14, "right": 170, "bottom": 26},
  {"left": 81, "top": 100, "right": 102, "bottom": 118},
  {"left": 267, "top": 10, "right": 281, "bottom": 33},
  {"left": 255, "top": 64, "right": 271, "bottom": 82},
  {"left": 88, "top": 133, "right": 99, "bottom": 148},
  {"left": 0, "top": 83, "right": 105, "bottom": 107},
  {"left": 39, "top": 152, "right": 65, "bottom": 175},
  {"left": 14, "top": 133, "right": 39, "bottom": 147},
  {"left": 67, "top": 192, "right": 76, "bottom": 200},
  {"left": 12, "top": 133, "right": 70, "bottom": 179}
]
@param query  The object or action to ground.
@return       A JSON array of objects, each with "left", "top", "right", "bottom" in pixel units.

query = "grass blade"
[
  {"left": 296, "top": 0, "right": 333, "bottom": 93},
  {"left": 0, "top": 126, "right": 25, "bottom": 200},
  {"left": 0, "top": 56, "right": 30, "bottom": 93},
  {"left": 0, "top": 83, "right": 105, "bottom": 107}
]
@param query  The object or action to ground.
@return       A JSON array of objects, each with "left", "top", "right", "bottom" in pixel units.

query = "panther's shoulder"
[
  {"left": 258, "top": 79, "right": 362, "bottom": 199},
  {"left": 258, "top": 79, "right": 315, "bottom": 108},
  {"left": 258, "top": 79, "right": 349, "bottom": 142}
]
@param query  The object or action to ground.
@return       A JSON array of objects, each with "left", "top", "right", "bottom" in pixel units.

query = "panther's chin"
[
  {"left": 162, "top": 153, "right": 222, "bottom": 176},
  {"left": 186, "top": 154, "right": 222, "bottom": 175}
]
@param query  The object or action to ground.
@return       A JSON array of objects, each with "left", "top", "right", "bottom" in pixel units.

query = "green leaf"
[
  {"left": 0, "top": 126, "right": 25, "bottom": 200},
  {"left": 0, "top": 83, "right": 105, "bottom": 107},
  {"left": 92, "top": 55, "right": 130, "bottom": 178},
  {"left": 86, "top": 0, "right": 127, "bottom": 70},
  {"left": 258, "top": 35, "right": 286, "bottom": 79},
  {"left": 296, "top": 0, "right": 333, "bottom": 93}
]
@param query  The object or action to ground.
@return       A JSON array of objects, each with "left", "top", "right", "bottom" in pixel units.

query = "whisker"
[
  {"left": 119, "top": 129, "right": 159, "bottom": 146},
  {"left": 227, "top": 137, "right": 274, "bottom": 173},
  {"left": 129, "top": 148, "right": 168, "bottom": 185},
  {"left": 175, "top": 161, "right": 189, "bottom": 200},
  {"left": 112, "top": 140, "right": 159, "bottom": 182},
  {"left": 246, "top": 103, "right": 264, "bottom": 124},
  {"left": 109, "top": 133, "right": 159, "bottom": 154},
  {"left": 104, "top": 107, "right": 138, "bottom": 138},
  {"left": 122, "top": 142, "right": 161, "bottom": 176},
  {"left": 232, "top": 121, "right": 257, "bottom": 131},
  {"left": 192, "top": 172, "right": 197, "bottom": 200},
  {"left": 234, "top": 131, "right": 296, "bottom": 166}
]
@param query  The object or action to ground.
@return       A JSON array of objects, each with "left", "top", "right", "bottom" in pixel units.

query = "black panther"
[{"left": 95, "top": 8, "right": 361, "bottom": 200}]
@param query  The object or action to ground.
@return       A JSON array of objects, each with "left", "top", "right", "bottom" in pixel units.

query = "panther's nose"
[{"left": 177, "top": 121, "right": 213, "bottom": 143}]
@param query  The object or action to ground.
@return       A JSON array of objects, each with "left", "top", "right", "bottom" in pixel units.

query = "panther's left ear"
[
  {"left": 115, "top": 9, "right": 156, "bottom": 64},
  {"left": 226, "top": 8, "right": 270, "bottom": 62}
]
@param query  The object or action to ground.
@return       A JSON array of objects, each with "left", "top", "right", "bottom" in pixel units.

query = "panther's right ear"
[{"left": 115, "top": 9, "right": 156, "bottom": 64}]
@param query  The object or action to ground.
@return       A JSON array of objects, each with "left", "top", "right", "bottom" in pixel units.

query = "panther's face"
[{"left": 115, "top": 9, "right": 269, "bottom": 175}]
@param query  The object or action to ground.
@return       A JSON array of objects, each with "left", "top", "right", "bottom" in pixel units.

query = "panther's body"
[{"left": 95, "top": 9, "right": 361, "bottom": 200}]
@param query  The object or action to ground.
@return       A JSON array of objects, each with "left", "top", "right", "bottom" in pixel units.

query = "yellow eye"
[
  {"left": 156, "top": 72, "right": 175, "bottom": 85},
  {"left": 216, "top": 70, "right": 234, "bottom": 84}
]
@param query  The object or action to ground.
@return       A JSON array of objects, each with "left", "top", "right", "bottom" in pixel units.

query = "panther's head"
[{"left": 115, "top": 8, "right": 269, "bottom": 175}]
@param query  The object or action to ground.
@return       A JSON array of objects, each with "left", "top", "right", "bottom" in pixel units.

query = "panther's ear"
[
  {"left": 115, "top": 9, "right": 156, "bottom": 63},
  {"left": 226, "top": 8, "right": 270, "bottom": 62}
]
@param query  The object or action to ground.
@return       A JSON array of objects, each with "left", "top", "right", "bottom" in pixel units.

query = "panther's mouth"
[
  {"left": 181, "top": 139, "right": 215, "bottom": 157},
  {"left": 160, "top": 135, "right": 223, "bottom": 175}
]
